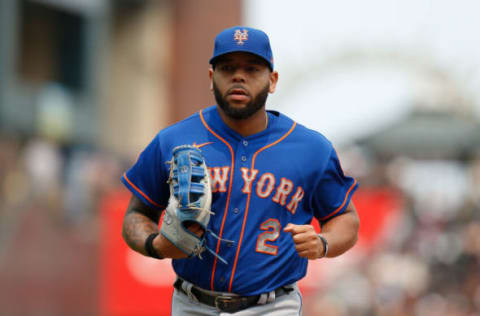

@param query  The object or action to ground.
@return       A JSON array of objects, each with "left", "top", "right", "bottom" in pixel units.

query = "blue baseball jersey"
[{"left": 122, "top": 105, "right": 358, "bottom": 295}]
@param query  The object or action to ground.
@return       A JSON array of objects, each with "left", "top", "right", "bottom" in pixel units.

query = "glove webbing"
[{"left": 194, "top": 229, "right": 234, "bottom": 264}]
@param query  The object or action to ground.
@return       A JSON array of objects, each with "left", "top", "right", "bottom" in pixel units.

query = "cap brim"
[{"left": 209, "top": 51, "right": 273, "bottom": 71}]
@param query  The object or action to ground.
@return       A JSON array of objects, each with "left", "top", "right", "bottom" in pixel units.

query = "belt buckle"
[{"left": 214, "top": 295, "right": 234, "bottom": 312}]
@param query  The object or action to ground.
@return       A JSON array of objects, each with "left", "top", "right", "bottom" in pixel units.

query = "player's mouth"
[{"left": 227, "top": 88, "right": 250, "bottom": 102}]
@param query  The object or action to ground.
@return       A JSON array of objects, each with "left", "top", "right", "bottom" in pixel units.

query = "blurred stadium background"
[{"left": 1, "top": 0, "right": 480, "bottom": 315}]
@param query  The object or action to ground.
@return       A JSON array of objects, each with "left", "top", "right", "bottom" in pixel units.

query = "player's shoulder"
[
  {"left": 159, "top": 110, "right": 202, "bottom": 133},
  {"left": 146, "top": 106, "right": 214, "bottom": 151},
  {"left": 270, "top": 110, "right": 333, "bottom": 151}
]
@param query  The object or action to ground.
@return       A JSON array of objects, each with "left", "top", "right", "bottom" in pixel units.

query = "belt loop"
[
  {"left": 257, "top": 293, "right": 268, "bottom": 305},
  {"left": 180, "top": 279, "right": 199, "bottom": 303},
  {"left": 267, "top": 290, "right": 276, "bottom": 303},
  {"left": 257, "top": 290, "right": 276, "bottom": 305}
]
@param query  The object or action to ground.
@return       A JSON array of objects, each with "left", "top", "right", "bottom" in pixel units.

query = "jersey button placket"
[{"left": 237, "top": 141, "right": 249, "bottom": 165}]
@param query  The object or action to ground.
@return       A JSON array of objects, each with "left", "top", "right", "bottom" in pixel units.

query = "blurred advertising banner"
[
  {"left": 99, "top": 189, "right": 175, "bottom": 316},
  {"left": 299, "top": 187, "right": 404, "bottom": 295},
  {"left": 99, "top": 187, "right": 402, "bottom": 315},
  {"left": 354, "top": 187, "right": 404, "bottom": 250}
]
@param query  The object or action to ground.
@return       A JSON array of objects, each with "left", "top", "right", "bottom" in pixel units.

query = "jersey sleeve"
[
  {"left": 312, "top": 148, "right": 358, "bottom": 223},
  {"left": 121, "top": 134, "right": 169, "bottom": 210}
]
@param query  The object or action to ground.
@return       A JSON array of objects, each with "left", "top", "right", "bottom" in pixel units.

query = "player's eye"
[
  {"left": 219, "top": 64, "right": 234, "bottom": 72},
  {"left": 249, "top": 66, "right": 259, "bottom": 72}
]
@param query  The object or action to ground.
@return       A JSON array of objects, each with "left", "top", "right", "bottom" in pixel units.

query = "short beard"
[{"left": 213, "top": 81, "right": 270, "bottom": 120}]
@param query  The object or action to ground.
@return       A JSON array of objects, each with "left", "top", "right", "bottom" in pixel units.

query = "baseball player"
[{"left": 121, "top": 26, "right": 360, "bottom": 315}]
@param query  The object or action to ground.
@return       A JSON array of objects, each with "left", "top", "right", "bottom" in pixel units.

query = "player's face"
[{"left": 210, "top": 52, "right": 278, "bottom": 120}]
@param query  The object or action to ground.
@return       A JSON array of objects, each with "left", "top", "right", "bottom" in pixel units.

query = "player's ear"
[
  {"left": 269, "top": 71, "right": 279, "bottom": 94},
  {"left": 209, "top": 68, "right": 214, "bottom": 91}
]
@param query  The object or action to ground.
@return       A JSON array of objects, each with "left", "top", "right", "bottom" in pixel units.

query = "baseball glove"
[{"left": 161, "top": 145, "right": 230, "bottom": 264}]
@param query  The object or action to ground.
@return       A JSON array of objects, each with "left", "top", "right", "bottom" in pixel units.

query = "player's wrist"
[
  {"left": 317, "top": 234, "right": 328, "bottom": 259},
  {"left": 145, "top": 232, "right": 164, "bottom": 259}
]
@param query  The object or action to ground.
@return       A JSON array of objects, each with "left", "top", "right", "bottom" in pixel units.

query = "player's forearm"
[
  {"left": 122, "top": 195, "right": 162, "bottom": 256},
  {"left": 122, "top": 209, "right": 160, "bottom": 256},
  {"left": 321, "top": 202, "right": 360, "bottom": 258}
]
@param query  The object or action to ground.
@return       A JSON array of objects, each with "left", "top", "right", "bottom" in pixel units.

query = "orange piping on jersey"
[
  {"left": 228, "top": 121, "right": 297, "bottom": 292},
  {"left": 319, "top": 179, "right": 357, "bottom": 221},
  {"left": 123, "top": 172, "right": 164, "bottom": 208},
  {"left": 199, "top": 110, "right": 235, "bottom": 291},
  {"left": 194, "top": 141, "right": 213, "bottom": 148}
]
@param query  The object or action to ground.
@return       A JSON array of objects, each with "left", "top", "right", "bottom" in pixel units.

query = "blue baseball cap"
[{"left": 209, "top": 26, "right": 274, "bottom": 71}]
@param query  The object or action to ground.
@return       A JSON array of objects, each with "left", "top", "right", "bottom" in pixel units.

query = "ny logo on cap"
[{"left": 234, "top": 29, "right": 248, "bottom": 45}]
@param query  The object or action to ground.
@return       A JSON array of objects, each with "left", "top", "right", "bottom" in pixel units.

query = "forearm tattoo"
[{"left": 122, "top": 205, "right": 161, "bottom": 255}]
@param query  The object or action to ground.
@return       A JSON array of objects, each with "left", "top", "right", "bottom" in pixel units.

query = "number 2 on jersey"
[{"left": 256, "top": 218, "right": 281, "bottom": 256}]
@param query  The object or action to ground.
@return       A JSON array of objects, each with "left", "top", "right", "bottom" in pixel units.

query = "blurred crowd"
[
  {"left": 304, "top": 149, "right": 480, "bottom": 316},
  {"left": 0, "top": 132, "right": 126, "bottom": 258}
]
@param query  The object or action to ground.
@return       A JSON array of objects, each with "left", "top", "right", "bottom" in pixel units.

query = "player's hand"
[
  {"left": 154, "top": 223, "right": 205, "bottom": 259},
  {"left": 185, "top": 222, "right": 205, "bottom": 237},
  {"left": 284, "top": 223, "right": 324, "bottom": 259}
]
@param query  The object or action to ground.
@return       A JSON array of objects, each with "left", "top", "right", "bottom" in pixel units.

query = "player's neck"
[{"left": 218, "top": 108, "right": 268, "bottom": 137}]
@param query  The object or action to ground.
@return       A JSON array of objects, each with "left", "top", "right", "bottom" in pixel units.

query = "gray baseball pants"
[{"left": 171, "top": 280, "right": 303, "bottom": 315}]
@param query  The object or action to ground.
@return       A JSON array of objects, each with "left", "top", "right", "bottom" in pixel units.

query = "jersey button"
[
  {"left": 233, "top": 208, "right": 239, "bottom": 214},
  {"left": 241, "top": 156, "right": 247, "bottom": 162},
  {"left": 242, "top": 140, "right": 248, "bottom": 146},
  {"left": 227, "top": 241, "right": 234, "bottom": 248}
]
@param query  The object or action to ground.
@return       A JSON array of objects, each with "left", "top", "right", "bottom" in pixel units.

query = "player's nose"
[{"left": 231, "top": 69, "right": 246, "bottom": 83}]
